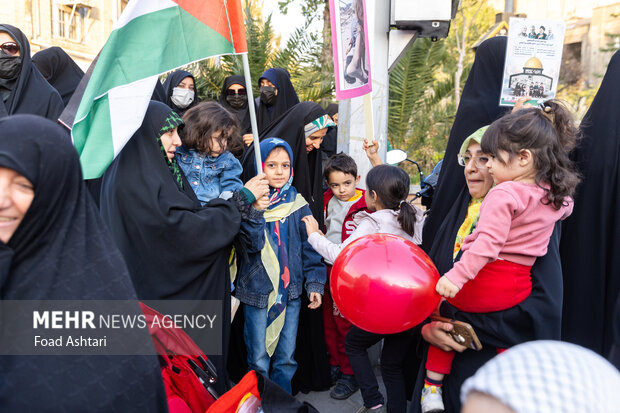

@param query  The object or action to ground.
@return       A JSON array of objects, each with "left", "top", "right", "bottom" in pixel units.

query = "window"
[{"left": 53, "top": 2, "right": 90, "bottom": 42}]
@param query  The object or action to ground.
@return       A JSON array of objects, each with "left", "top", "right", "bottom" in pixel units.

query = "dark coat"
[
  {"left": 560, "top": 50, "right": 620, "bottom": 356},
  {"left": 0, "top": 24, "right": 64, "bottom": 120}
]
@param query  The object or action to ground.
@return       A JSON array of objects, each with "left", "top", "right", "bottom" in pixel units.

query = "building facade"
[
  {"left": 487, "top": 0, "right": 620, "bottom": 86},
  {"left": 1, "top": 0, "right": 129, "bottom": 70}
]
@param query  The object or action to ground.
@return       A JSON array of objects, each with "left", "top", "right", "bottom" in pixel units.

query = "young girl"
[
  {"left": 422, "top": 101, "right": 580, "bottom": 413},
  {"left": 176, "top": 102, "right": 245, "bottom": 204},
  {"left": 303, "top": 164, "right": 424, "bottom": 413},
  {"left": 235, "top": 138, "right": 325, "bottom": 395}
]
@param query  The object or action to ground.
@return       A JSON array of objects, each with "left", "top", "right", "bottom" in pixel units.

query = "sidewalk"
[{"left": 296, "top": 367, "right": 387, "bottom": 413}]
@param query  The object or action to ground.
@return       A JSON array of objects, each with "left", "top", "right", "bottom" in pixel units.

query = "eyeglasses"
[
  {"left": 0, "top": 42, "right": 19, "bottom": 56},
  {"left": 457, "top": 154, "right": 490, "bottom": 168},
  {"left": 227, "top": 88, "right": 247, "bottom": 96}
]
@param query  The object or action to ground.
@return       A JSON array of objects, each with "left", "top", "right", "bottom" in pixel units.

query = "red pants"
[
  {"left": 324, "top": 266, "right": 354, "bottom": 375},
  {"left": 426, "top": 260, "right": 532, "bottom": 374}
]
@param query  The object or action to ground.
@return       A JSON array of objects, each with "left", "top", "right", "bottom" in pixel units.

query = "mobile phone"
[{"left": 431, "top": 315, "right": 483, "bottom": 351}]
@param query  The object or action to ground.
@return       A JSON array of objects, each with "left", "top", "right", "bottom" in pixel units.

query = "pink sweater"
[{"left": 445, "top": 181, "right": 573, "bottom": 289}]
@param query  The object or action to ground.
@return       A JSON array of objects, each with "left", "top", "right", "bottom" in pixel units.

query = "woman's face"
[
  {"left": 331, "top": 113, "right": 339, "bottom": 126},
  {"left": 463, "top": 142, "right": 494, "bottom": 199},
  {"left": 305, "top": 128, "right": 328, "bottom": 153},
  {"left": 0, "top": 32, "right": 19, "bottom": 56},
  {"left": 0, "top": 167, "right": 34, "bottom": 243},
  {"left": 177, "top": 76, "right": 195, "bottom": 91},
  {"left": 160, "top": 127, "right": 182, "bottom": 160},
  {"left": 228, "top": 83, "right": 245, "bottom": 94}
]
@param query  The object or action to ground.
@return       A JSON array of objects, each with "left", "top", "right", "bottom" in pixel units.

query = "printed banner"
[
  {"left": 500, "top": 17, "right": 566, "bottom": 106},
  {"left": 329, "top": 0, "right": 372, "bottom": 100}
]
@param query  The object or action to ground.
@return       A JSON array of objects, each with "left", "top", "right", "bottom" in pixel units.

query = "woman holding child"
[
  {"left": 409, "top": 37, "right": 565, "bottom": 413},
  {"left": 99, "top": 100, "right": 267, "bottom": 394}
]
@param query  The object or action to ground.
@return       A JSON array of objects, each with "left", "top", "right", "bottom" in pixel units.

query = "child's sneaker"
[{"left": 421, "top": 385, "right": 444, "bottom": 413}]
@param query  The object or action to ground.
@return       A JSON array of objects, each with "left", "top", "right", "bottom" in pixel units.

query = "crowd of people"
[{"left": 1, "top": 23, "right": 620, "bottom": 413}]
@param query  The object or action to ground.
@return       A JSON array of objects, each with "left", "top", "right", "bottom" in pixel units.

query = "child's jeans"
[{"left": 244, "top": 298, "right": 301, "bottom": 394}]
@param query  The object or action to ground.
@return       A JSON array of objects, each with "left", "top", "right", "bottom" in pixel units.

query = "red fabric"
[
  {"left": 140, "top": 303, "right": 216, "bottom": 413},
  {"left": 426, "top": 345, "right": 455, "bottom": 375},
  {"left": 205, "top": 371, "right": 261, "bottom": 413},
  {"left": 447, "top": 259, "right": 532, "bottom": 312},
  {"left": 323, "top": 188, "right": 369, "bottom": 242},
  {"left": 323, "top": 266, "right": 354, "bottom": 375}
]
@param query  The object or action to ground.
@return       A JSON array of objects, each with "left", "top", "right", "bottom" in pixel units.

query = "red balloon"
[{"left": 331, "top": 233, "right": 441, "bottom": 334}]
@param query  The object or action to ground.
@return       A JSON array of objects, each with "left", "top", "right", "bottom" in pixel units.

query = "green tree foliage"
[
  {"left": 388, "top": 0, "right": 495, "bottom": 173},
  {"left": 176, "top": 0, "right": 333, "bottom": 104}
]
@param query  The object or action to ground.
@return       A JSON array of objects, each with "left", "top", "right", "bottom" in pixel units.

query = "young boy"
[
  {"left": 235, "top": 137, "right": 326, "bottom": 394},
  {"left": 321, "top": 153, "right": 369, "bottom": 399}
]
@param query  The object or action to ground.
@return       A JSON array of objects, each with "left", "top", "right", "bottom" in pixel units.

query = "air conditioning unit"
[{"left": 390, "top": 0, "right": 459, "bottom": 39}]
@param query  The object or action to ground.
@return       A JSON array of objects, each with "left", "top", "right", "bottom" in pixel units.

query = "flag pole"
[{"left": 241, "top": 53, "right": 262, "bottom": 173}]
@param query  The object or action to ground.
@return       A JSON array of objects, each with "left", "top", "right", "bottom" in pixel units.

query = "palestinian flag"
[{"left": 69, "top": 0, "right": 247, "bottom": 179}]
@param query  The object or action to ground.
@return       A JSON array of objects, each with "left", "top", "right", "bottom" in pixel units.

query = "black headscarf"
[
  {"left": 0, "top": 25, "right": 64, "bottom": 120},
  {"left": 256, "top": 67, "right": 300, "bottom": 133},
  {"left": 162, "top": 69, "right": 199, "bottom": 116},
  {"left": 100, "top": 100, "right": 241, "bottom": 394},
  {"left": 32, "top": 46, "right": 84, "bottom": 106},
  {"left": 242, "top": 101, "right": 328, "bottom": 228},
  {"left": 422, "top": 36, "right": 510, "bottom": 253},
  {"left": 0, "top": 115, "right": 167, "bottom": 412},
  {"left": 219, "top": 74, "right": 253, "bottom": 135},
  {"left": 408, "top": 36, "right": 564, "bottom": 413},
  {"left": 560, "top": 50, "right": 620, "bottom": 356}
]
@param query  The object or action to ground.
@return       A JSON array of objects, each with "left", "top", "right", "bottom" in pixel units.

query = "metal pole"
[{"left": 241, "top": 53, "right": 262, "bottom": 173}]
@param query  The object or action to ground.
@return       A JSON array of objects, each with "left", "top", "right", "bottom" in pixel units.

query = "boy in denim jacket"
[{"left": 235, "top": 138, "right": 326, "bottom": 394}]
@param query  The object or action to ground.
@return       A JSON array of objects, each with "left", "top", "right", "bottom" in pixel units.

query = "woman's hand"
[
  {"left": 243, "top": 134, "right": 254, "bottom": 146},
  {"left": 422, "top": 321, "right": 468, "bottom": 353},
  {"left": 363, "top": 139, "right": 382, "bottom": 167},
  {"left": 308, "top": 292, "right": 322, "bottom": 309},
  {"left": 244, "top": 173, "right": 269, "bottom": 200},
  {"left": 301, "top": 215, "right": 321, "bottom": 236},
  {"left": 436, "top": 276, "right": 460, "bottom": 298},
  {"left": 253, "top": 194, "right": 269, "bottom": 211}
]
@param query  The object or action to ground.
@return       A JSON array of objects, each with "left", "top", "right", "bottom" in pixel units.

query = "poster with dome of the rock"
[{"left": 499, "top": 17, "right": 566, "bottom": 106}]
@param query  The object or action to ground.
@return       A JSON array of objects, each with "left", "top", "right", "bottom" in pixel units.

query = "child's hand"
[
  {"left": 512, "top": 96, "right": 533, "bottom": 112},
  {"left": 363, "top": 139, "right": 382, "bottom": 167},
  {"left": 302, "top": 215, "right": 321, "bottom": 235},
  {"left": 253, "top": 194, "right": 269, "bottom": 211},
  {"left": 308, "top": 292, "right": 322, "bottom": 309},
  {"left": 242, "top": 133, "right": 254, "bottom": 146},
  {"left": 245, "top": 173, "right": 269, "bottom": 200},
  {"left": 436, "top": 277, "right": 460, "bottom": 298}
]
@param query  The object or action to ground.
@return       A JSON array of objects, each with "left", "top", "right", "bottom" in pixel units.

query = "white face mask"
[{"left": 170, "top": 87, "right": 195, "bottom": 109}]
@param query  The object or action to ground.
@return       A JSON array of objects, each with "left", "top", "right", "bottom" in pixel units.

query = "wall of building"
[{"left": 1, "top": 1, "right": 126, "bottom": 70}]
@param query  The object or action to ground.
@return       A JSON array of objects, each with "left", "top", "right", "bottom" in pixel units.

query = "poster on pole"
[
  {"left": 329, "top": 0, "right": 372, "bottom": 100},
  {"left": 500, "top": 17, "right": 566, "bottom": 106}
]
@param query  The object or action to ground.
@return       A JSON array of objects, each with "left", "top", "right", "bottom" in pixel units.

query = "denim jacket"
[
  {"left": 176, "top": 147, "right": 243, "bottom": 205},
  {"left": 235, "top": 204, "right": 326, "bottom": 308}
]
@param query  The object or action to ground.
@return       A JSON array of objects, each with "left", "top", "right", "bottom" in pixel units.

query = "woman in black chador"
[
  {"left": 32, "top": 46, "right": 84, "bottom": 106},
  {"left": 560, "top": 50, "right": 620, "bottom": 358},
  {"left": 0, "top": 115, "right": 167, "bottom": 412},
  {"left": 409, "top": 36, "right": 564, "bottom": 413},
  {"left": 255, "top": 67, "right": 300, "bottom": 133},
  {"left": 99, "top": 101, "right": 242, "bottom": 394},
  {"left": 0, "top": 24, "right": 63, "bottom": 120}
]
